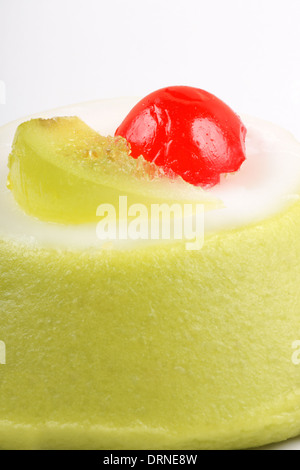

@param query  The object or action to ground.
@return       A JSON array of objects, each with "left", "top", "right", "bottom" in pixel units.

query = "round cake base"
[{"left": 1, "top": 200, "right": 300, "bottom": 449}]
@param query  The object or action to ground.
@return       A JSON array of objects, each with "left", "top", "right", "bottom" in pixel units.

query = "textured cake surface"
[
  {"left": 1, "top": 200, "right": 300, "bottom": 449},
  {"left": 1, "top": 99, "right": 300, "bottom": 449}
]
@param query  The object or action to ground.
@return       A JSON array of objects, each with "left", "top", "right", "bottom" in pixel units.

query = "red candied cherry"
[{"left": 115, "top": 86, "right": 247, "bottom": 187}]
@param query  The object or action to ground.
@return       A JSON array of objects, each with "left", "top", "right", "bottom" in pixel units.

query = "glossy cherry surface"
[{"left": 115, "top": 86, "right": 247, "bottom": 187}]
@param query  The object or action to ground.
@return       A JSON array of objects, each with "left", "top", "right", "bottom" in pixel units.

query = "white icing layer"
[{"left": 0, "top": 98, "right": 300, "bottom": 250}]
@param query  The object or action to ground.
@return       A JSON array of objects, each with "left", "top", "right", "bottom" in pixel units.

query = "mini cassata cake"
[{"left": 1, "top": 86, "right": 300, "bottom": 449}]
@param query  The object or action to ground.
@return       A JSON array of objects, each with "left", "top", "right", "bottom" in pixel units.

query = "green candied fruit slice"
[{"left": 7, "top": 117, "right": 217, "bottom": 224}]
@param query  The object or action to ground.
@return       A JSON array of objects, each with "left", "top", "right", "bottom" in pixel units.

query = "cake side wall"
[{"left": 0, "top": 201, "right": 300, "bottom": 448}]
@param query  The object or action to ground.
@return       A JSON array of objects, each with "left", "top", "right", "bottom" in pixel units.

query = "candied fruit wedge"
[{"left": 8, "top": 117, "right": 217, "bottom": 224}]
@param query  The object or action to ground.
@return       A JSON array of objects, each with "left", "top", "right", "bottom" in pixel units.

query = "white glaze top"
[{"left": 0, "top": 98, "right": 300, "bottom": 249}]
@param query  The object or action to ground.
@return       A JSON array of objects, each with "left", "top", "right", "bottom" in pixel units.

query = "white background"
[{"left": 0, "top": 0, "right": 299, "bottom": 140}]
